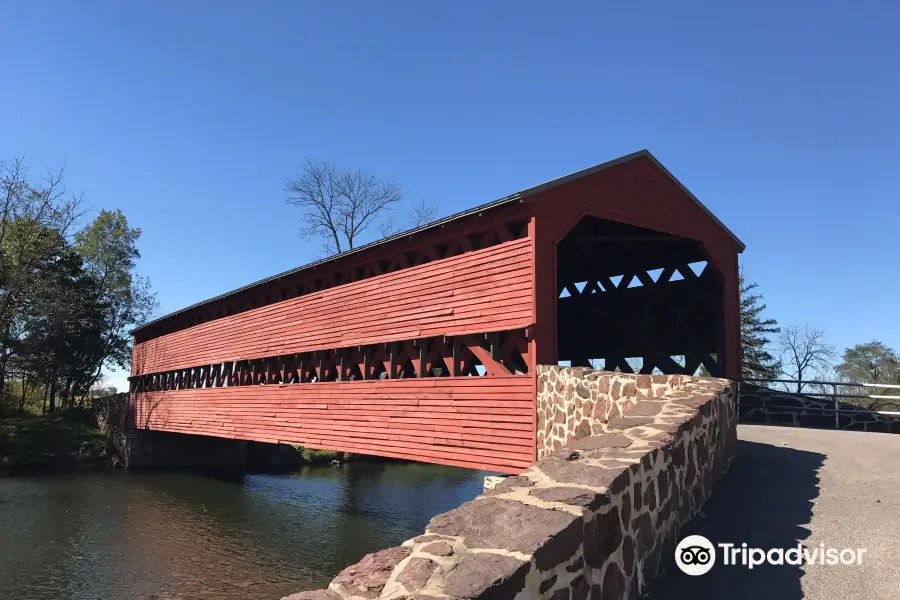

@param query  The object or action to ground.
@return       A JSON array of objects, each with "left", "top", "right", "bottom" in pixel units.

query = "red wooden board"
[
  {"left": 133, "top": 376, "right": 536, "bottom": 474},
  {"left": 133, "top": 239, "right": 533, "bottom": 375}
]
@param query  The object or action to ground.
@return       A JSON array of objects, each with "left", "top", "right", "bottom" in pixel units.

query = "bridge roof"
[{"left": 132, "top": 149, "right": 743, "bottom": 335}]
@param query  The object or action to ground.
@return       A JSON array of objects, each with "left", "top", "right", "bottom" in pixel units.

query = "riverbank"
[
  {"left": 246, "top": 440, "right": 350, "bottom": 471},
  {"left": 0, "top": 410, "right": 357, "bottom": 476},
  {"left": 0, "top": 410, "right": 111, "bottom": 476}
]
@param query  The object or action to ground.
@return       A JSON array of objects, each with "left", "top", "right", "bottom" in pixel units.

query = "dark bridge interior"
[{"left": 556, "top": 216, "right": 725, "bottom": 376}]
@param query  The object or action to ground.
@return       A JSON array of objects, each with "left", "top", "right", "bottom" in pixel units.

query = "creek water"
[{"left": 0, "top": 462, "right": 490, "bottom": 600}]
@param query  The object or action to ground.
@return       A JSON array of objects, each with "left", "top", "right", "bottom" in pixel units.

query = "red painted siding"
[
  {"left": 133, "top": 376, "right": 536, "bottom": 473},
  {"left": 133, "top": 238, "right": 533, "bottom": 375},
  {"left": 134, "top": 208, "right": 531, "bottom": 341},
  {"left": 126, "top": 153, "right": 742, "bottom": 473},
  {"left": 528, "top": 156, "right": 742, "bottom": 378}
]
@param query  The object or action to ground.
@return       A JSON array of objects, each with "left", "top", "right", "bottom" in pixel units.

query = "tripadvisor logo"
[
  {"left": 675, "top": 535, "right": 716, "bottom": 575},
  {"left": 675, "top": 535, "right": 867, "bottom": 575}
]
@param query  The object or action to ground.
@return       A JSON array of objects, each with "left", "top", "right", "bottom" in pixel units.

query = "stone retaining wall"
[
  {"left": 284, "top": 368, "right": 737, "bottom": 600},
  {"left": 738, "top": 384, "right": 900, "bottom": 433},
  {"left": 94, "top": 393, "right": 133, "bottom": 466},
  {"left": 536, "top": 368, "right": 692, "bottom": 459},
  {"left": 124, "top": 428, "right": 247, "bottom": 468},
  {"left": 94, "top": 394, "right": 246, "bottom": 468}
]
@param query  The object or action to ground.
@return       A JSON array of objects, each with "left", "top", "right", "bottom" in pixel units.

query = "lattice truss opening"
[
  {"left": 130, "top": 329, "right": 530, "bottom": 393},
  {"left": 556, "top": 216, "right": 724, "bottom": 376}
]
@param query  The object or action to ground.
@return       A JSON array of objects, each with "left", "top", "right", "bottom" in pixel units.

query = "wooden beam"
[
  {"left": 417, "top": 339, "right": 427, "bottom": 378},
  {"left": 488, "top": 332, "right": 500, "bottom": 361},
  {"left": 465, "top": 335, "right": 512, "bottom": 377},
  {"left": 563, "top": 234, "right": 683, "bottom": 244},
  {"left": 388, "top": 342, "right": 397, "bottom": 380},
  {"left": 362, "top": 346, "right": 371, "bottom": 380},
  {"left": 450, "top": 336, "right": 460, "bottom": 376}
]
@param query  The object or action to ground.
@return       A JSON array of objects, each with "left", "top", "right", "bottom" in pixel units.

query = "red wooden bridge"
[{"left": 129, "top": 150, "right": 743, "bottom": 473}]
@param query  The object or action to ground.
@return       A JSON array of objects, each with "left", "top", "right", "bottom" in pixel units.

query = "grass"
[
  {"left": 283, "top": 442, "right": 343, "bottom": 464},
  {"left": 300, "top": 447, "right": 342, "bottom": 463},
  {"left": 0, "top": 410, "right": 111, "bottom": 476},
  {"left": 247, "top": 441, "right": 346, "bottom": 470}
]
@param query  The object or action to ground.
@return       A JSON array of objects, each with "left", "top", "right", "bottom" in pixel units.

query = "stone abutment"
[
  {"left": 284, "top": 367, "right": 738, "bottom": 600},
  {"left": 94, "top": 394, "right": 246, "bottom": 469}
]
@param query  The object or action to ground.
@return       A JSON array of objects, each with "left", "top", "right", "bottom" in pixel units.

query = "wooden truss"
[
  {"left": 130, "top": 328, "right": 531, "bottom": 393},
  {"left": 556, "top": 217, "right": 724, "bottom": 377}
]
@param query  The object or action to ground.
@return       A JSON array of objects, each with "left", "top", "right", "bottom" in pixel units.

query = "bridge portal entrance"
[{"left": 556, "top": 216, "right": 726, "bottom": 377}]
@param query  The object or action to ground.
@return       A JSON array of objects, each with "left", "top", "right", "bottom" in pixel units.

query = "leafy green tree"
[
  {"left": 17, "top": 234, "right": 106, "bottom": 410},
  {"left": 74, "top": 210, "right": 157, "bottom": 395},
  {"left": 739, "top": 273, "right": 781, "bottom": 380},
  {"left": 1, "top": 157, "right": 81, "bottom": 399},
  {"left": 1, "top": 157, "right": 154, "bottom": 414},
  {"left": 835, "top": 341, "right": 900, "bottom": 410}
]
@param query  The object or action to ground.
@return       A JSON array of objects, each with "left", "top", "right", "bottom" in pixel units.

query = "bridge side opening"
[{"left": 556, "top": 216, "right": 725, "bottom": 376}]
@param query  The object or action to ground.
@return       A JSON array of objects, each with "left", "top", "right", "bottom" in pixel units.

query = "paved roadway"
[{"left": 649, "top": 424, "right": 900, "bottom": 600}]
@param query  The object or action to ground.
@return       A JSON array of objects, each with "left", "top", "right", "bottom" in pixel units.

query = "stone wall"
[
  {"left": 738, "top": 384, "right": 900, "bottom": 433},
  {"left": 93, "top": 394, "right": 246, "bottom": 469},
  {"left": 536, "top": 368, "right": 692, "bottom": 460},
  {"left": 124, "top": 429, "right": 247, "bottom": 468},
  {"left": 94, "top": 393, "right": 133, "bottom": 466},
  {"left": 283, "top": 368, "right": 737, "bottom": 600}
]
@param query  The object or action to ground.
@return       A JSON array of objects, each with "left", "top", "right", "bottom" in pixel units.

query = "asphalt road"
[{"left": 649, "top": 424, "right": 900, "bottom": 600}]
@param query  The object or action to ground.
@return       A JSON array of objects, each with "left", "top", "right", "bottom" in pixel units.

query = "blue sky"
[{"left": 2, "top": 1, "right": 897, "bottom": 389}]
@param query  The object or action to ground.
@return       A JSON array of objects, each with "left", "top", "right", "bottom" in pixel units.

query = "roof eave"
[
  {"left": 131, "top": 149, "right": 744, "bottom": 335},
  {"left": 130, "top": 193, "right": 524, "bottom": 334}
]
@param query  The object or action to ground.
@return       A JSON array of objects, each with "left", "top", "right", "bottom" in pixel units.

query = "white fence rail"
[{"left": 739, "top": 378, "right": 900, "bottom": 429}]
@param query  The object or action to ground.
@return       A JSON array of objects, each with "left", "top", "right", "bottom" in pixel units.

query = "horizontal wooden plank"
[
  {"left": 132, "top": 376, "right": 536, "bottom": 473},
  {"left": 133, "top": 238, "right": 533, "bottom": 373},
  {"left": 136, "top": 252, "right": 532, "bottom": 351}
]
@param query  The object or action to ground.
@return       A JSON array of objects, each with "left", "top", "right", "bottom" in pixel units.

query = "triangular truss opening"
[
  {"left": 429, "top": 355, "right": 451, "bottom": 377},
  {"left": 346, "top": 362, "right": 364, "bottom": 381},
  {"left": 506, "top": 347, "right": 528, "bottom": 375},
  {"left": 687, "top": 261, "right": 707, "bottom": 276}
]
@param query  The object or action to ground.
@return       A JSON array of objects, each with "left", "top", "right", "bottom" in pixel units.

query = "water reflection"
[{"left": 0, "top": 462, "right": 490, "bottom": 600}]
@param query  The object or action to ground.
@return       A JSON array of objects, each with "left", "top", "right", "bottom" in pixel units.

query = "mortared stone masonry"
[
  {"left": 536, "top": 368, "right": 694, "bottom": 460},
  {"left": 738, "top": 384, "right": 900, "bottom": 433},
  {"left": 282, "top": 367, "right": 738, "bottom": 600},
  {"left": 94, "top": 393, "right": 246, "bottom": 469}
]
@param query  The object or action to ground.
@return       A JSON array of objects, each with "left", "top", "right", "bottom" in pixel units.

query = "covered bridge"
[{"left": 129, "top": 150, "right": 744, "bottom": 473}]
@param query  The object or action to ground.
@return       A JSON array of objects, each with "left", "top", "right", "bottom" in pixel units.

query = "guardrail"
[{"left": 739, "top": 378, "right": 900, "bottom": 429}]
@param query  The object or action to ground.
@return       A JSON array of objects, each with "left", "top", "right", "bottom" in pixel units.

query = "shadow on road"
[{"left": 649, "top": 439, "right": 825, "bottom": 599}]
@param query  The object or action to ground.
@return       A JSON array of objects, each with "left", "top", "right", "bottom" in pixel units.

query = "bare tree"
[
  {"left": 379, "top": 198, "right": 439, "bottom": 238},
  {"left": 283, "top": 159, "right": 403, "bottom": 255},
  {"left": 778, "top": 324, "right": 836, "bottom": 393},
  {"left": 409, "top": 198, "right": 439, "bottom": 227}
]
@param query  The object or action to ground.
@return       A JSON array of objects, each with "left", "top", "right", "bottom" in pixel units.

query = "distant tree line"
[
  {"left": 740, "top": 271, "right": 899, "bottom": 409},
  {"left": 0, "top": 157, "right": 156, "bottom": 415}
]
